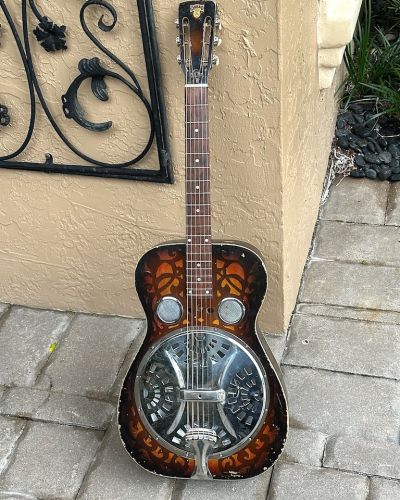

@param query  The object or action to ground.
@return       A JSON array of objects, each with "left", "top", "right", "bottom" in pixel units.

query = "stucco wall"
[
  {"left": 0, "top": 0, "right": 289, "bottom": 332},
  {"left": 280, "top": 0, "right": 338, "bottom": 327}
]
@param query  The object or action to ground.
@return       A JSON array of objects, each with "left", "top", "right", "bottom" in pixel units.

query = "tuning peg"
[
  {"left": 213, "top": 35, "right": 222, "bottom": 47},
  {"left": 215, "top": 17, "right": 222, "bottom": 30},
  {"left": 212, "top": 54, "right": 219, "bottom": 66},
  {"left": 175, "top": 18, "right": 179, "bottom": 28},
  {"left": 177, "top": 55, "right": 182, "bottom": 65},
  {"left": 176, "top": 36, "right": 181, "bottom": 46}
]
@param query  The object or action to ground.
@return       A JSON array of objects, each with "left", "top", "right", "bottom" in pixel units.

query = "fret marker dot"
[
  {"left": 196, "top": 209, "right": 200, "bottom": 213},
  {"left": 195, "top": 159, "right": 199, "bottom": 163},
  {"left": 197, "top": 278, "right": 201, "bottom": 282},
  {"left": 196, "top": 186, "right": 200, "bottom": 190},
  {"left": 188, "top": 238, "right": 191, "bottom": 243},
  {"left": 188, "top": 290, "right": 192, "bottom": 294},
  {"left": 195, "top": 128, "right": 199, "bottom": 133},
  {"left": 206, "top": 290, "right": 210, "bottom": 294},
  {"left": 205, "top": 238, "right": 209, "bottom": 243},
  {"left": 197, "top": 263, "right": 201, "bottom": 267}
]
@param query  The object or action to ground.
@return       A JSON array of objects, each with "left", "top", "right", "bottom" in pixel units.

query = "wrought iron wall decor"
[{"left": 0, "top": 0, "right": 173, "bottom": 183}]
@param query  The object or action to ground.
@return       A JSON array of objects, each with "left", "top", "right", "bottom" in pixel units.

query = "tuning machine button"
[
  {"left": 215, "top": 17, "right": 222, "bottom": 30},
  {"left": 212, "top": 55, "right": 220, "bottom": 66},
  {"left": 175, "top": 18, "right": 179, "bottom": 27},
  {"left": 218, "top": 298, "right": 245, "bottom": 325},
  {"left": 156, "top": 297, "right": 183, "bottom": 324},
  {"left": 176, "top": 36, "right": 181, "bottom": 46},
  {"left": 177, "top": 55, "right": 182, "bottom": 65},
  {"left": 213, "top": 36, "right": 222, "bottom": 47}
]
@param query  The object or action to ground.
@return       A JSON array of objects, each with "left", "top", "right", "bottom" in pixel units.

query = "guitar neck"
[{"left": 185, "top": 84, "right": 212, "bottom": 298}]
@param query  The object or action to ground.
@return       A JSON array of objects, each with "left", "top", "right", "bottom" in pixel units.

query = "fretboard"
[{"left": 185, "top": 84, "right": 212, "bottom": 299}]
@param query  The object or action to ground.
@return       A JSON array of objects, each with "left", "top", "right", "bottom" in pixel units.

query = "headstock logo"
[{"left": 191, "top": 4, "right": 204, "bottom": 19}]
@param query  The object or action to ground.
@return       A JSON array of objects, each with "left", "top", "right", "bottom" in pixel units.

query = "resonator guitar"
[{"left": 118, "top": 1, "right": 288, "bottom": 480}]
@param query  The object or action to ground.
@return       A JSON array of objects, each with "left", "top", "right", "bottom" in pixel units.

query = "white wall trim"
[{"left": 318, "top": 0, "right": 363, "bottom": 89}]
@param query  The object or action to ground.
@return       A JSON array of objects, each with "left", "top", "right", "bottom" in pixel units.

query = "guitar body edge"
[{"left": 118, "top": 241, "right": 288, "bottom": 480}]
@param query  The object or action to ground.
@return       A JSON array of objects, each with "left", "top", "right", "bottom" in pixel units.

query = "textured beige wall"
[
  {"left": 280, "top": 0, "right": 338, "bottom": 327},
  {"left": 0, "top": 1, "right": 288, "bottom": 332}
]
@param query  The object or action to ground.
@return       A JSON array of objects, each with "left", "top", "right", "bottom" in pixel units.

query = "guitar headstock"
[{"left": 176, "top": 1, "right": 221, "bottom": 84}]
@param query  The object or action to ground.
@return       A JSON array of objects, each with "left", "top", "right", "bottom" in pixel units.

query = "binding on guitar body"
[{"left": 118, "top": 1, "right": 288, "bottom": 480}]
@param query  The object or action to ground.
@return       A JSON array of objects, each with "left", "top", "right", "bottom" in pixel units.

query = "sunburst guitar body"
[{"left": 118, "top": 1, "right": 288, "bottom": 480}]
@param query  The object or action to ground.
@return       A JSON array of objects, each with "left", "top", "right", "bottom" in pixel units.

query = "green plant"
[{"left": 340, "top": 0, "right": 400, "bottom": 117}]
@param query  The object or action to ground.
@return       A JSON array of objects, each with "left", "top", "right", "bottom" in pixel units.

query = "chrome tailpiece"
[{"left": 185, "top": 428, "right": 217, "bottom": 479}]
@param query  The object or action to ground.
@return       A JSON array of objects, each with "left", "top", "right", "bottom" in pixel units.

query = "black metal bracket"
[{"left": 0, "top": 0, "right": 173, "bottom": 183}]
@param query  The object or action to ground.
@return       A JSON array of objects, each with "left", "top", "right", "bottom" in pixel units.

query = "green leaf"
[{"left": 49, "top": 342, "right": 58, "bottom": 353}]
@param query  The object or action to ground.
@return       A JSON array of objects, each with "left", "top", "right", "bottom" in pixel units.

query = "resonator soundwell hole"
[
  {"left": 156, "top": 297, "right": 183, "bottom": 324},
  {"left": 218, "top": 298, "right": 245, "bottom": 325}
]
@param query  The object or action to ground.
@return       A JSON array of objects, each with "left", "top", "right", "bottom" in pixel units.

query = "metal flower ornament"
[{"left": 33, "top": 16, "right": 67, "bottom": 52}]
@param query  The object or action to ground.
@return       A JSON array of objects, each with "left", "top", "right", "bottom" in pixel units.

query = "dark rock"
[
  {"left": 354, "top": 114, "right": 365, "bottom": 124},
  {"left": 353, "top": 125, "right": 371, "bottom": 138},
  {"left": 361, "top": 147, "right": 369, "bottom": 155},
  {"left": 337, "top": 137, "right": 349, "bottom": 149},
  {"left": 366, "top": 169, "right": 377, "bottom": 179},
  {"left": 355, "top": 155, "right": 366, "bottom": 168},
  {"left": 367, "top": 142, "right": 376, "bottom": 153},
  {"left": 378, "top": 167, "right": 391, "bottom": 181},
  {"left": 342, "top": 111, "right": 356, "bottom": 125},
  {"left": 365, "top": 113, "right": 376, "bottom": 123},
  {"left": 372, "top": 165, "right": 381, "bottom": 174},
  {"left": 349, "top": 103, "right": 364, "bottom": 114},
  {"left": 378, "top": 137, "right": 388, "bottom": 148},
  {"left": 364, "top": 153, "right": 382, "bottom": 164},
  {"left": 390, "top": 158, "right": 400, "bottom": 169},
  {"left": 389, "top": 144, "right": 400, "bottom": 159},
  {"left": 337, "top": 117, "right": 346, "bottom": 129},
  {"left": 391, "top": 167, "right": 400, "bottom": 175},
  {"left": 379, "top": 151, "right": 392, "bottom": 164},
  {"left": 336, "top": 127, "right": 349, "bottom": 138},
  {"left": 349, "top": 142, "right": 361, "bottom": 152},
  {"left": 370, "top": 129, "right": 379, "bottom": 140},
  {"left": 390, "top": 173, "right": 400, "bottom": 181},
  {"left": 350, "top": 169, "right": 365, "bottom": 178},
  {"left": 356, "top": 138, "right": 368, "bottom": 148}
]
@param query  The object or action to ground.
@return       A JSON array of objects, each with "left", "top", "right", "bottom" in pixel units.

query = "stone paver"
[
  {"left": 324, "top": 435, "right": 400, "bottom": 480},
  {"left": 268, "top": 462, "right": 369, "bottom": 500},
  {"left": 386, "top": 182, "right": 400, "bottom": 226},
  {"left": 314, "top": 220, "right": 400, "bottom": 266},
  {"left": 279, "top": 428, "right": 327, "bottom": 467},
  {"left": 264, "top": 333, "right": 287, "bottom": 364},
  {"left": 0, "top": 307, "right": 71, "bottom": 387},
  {"left": 41, "top": 314, "right": 143, "bottom": 399},
  {"left": 296, "top": 303, "right": 400, "bottom": 325},
  {"left": 0, "top": 422, "right": 102, "bottom": 500},
  {"left": 320, "top": 177, "right": 389, "bottom": 224},
  {"left": 0, "top": 387, "right": 113, "bottom": 430},
  {"left": 178, "top": 471, "right": 271, "bottom": 500},
  {"left": 77, "top": 425, "right": 173, "bottom": 500},
  {"left": 0, "top": 416, "right": 25, "bottom": 474},
  {"left": 284, "top": 314, "right": 400, "bottom": 379},
  {"left": 282, "top": 366, "right": 400, "bottom": 443},
  {"left": 370, "top": 477, "right": 400, "bottom": 500},
  {"left": 300, "top": 260, "right": 400, "bottom": 312}
]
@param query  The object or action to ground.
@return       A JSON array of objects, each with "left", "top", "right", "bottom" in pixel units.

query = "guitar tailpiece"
[{"left": 185, "top": 428, "right": 217, "bottom": 480}]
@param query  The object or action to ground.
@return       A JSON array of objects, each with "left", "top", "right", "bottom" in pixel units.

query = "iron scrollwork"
[{"left": 0, "top": 0, "right": 173, "bottom": 183}]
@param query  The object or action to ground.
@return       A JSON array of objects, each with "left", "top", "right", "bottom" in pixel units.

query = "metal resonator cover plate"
[{"left": 134, "top": 327, "right": 269, "bottom": 458}]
